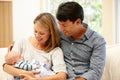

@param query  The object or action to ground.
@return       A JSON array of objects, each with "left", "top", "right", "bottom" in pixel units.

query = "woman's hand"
[
  {"left": 20, "top": 71, "right": 40, "bottom": 80},
  {"left": 20, "top": 74, "right": 36, "bottom": 80}
]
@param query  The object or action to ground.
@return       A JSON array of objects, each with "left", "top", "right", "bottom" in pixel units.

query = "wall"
[
  {"left": 12, "top": 0, "right": 40, "bottom": 41},
  {"left": 0, "top": 0, "right": 118, "bottom": 46},
  {"left": 102, "top": 0, "right": 117, "bottom": 45}
]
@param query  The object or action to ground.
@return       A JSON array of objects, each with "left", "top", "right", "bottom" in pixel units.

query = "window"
[
  {"left": 49, "top": 0, "right": 102, "bottom": 33},
  {"left": 48, "top": 0, "right": 119, "bottom": 45}
]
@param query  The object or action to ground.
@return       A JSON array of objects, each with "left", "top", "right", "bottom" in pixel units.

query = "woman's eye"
[
  {"left": 34, "top": 31, "right": 45, "bottom": 35},
  {"left": 40, "top": 33, "right": 45, "bottom": 35},
  {"left": 34, "top": 30, "right": 37, "bottom": 33}
]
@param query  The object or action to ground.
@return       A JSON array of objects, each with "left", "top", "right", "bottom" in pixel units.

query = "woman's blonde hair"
[{"left": 34, "top": 13, "right": 60, "bottom": 53}]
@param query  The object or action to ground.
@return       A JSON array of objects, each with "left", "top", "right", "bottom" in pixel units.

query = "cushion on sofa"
[
  {"left": 0, "top": 48, "right": 14, "bottom": 80},
  {"left": 101, "top": 44, "right": 120, "bottom": 80}
]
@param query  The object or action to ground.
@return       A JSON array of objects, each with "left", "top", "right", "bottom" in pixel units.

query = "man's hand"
[{"left": 8, "top": 41, "right": 15, "bottom": 52}]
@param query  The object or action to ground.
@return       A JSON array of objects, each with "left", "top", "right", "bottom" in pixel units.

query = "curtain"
[{"left": 0, "top": 1, "right": 13, "bottom": 47}]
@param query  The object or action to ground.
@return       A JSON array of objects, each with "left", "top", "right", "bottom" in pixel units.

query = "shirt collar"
[{"left": 83, "top": 23, "right": 94, "bottom": 40}]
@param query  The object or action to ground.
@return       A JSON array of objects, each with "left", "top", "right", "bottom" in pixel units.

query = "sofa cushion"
[
  {"left": 101, "top": 44, "right": 120, "bottom": 80},
  {"left": 0, "top": 48, "right": 14, "bottom": 80},
  {"left": 1, "top": 44, "right": 120, "bottom": 80}
]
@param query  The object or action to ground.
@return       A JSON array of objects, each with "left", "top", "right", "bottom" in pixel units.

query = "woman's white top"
[{"left": 12, "top": 37, "right": 67, "bottom": 73}]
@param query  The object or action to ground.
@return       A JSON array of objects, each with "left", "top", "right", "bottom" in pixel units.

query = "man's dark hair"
[{"left": 56, "top": 1, "right": 84, "bottom": 23}]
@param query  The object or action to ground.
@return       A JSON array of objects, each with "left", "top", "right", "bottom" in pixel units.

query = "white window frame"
[
  {"left": 102, "top": 0, "right": 117, "bottom": 45},
  {"left": 117, "top": 0, "right": 120, "bottom": 43}
]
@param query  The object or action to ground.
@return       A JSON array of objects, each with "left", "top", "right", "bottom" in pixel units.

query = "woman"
[{"left": 3, "top": 13, "right": 67, "bottom": 80}]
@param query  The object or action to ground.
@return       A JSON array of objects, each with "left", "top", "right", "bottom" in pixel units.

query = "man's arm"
[{"left": 80, "top": 41, "right": 106, "bottom": 80}]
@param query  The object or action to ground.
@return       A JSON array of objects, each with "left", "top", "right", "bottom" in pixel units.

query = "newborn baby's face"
[
  {"left": 5, "top": 51, "right": 24, "bottom": 65},
  {"left": 11, "top": 54, "right": 24, "bottom": 65}
]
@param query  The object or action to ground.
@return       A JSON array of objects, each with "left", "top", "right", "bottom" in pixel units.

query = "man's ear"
[{"left": 75, "top": 18, "right": 81, "bottom": 25}]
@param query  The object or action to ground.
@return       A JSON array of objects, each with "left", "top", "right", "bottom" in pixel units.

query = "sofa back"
[{"left": 102, "top": 44, "right": 120, "bottom": 80}]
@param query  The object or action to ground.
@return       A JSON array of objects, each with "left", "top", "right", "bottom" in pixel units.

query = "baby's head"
[{"left": 5, "top": 51, "right": 24, "bottom": 65}]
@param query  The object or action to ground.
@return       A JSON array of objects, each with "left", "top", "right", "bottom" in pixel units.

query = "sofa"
[
  {"left": 0, "top": 48, "right": 14, "bottom": 80},
  {"left": 101, "top": 44, "right": 120, "bottom": 80},
  {"left": 0, "top": 44, "right": 120, "bottom": 80}
]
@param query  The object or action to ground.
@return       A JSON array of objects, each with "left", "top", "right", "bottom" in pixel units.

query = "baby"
[{"left": 5, "top": 51, "right": 55, "bottom": 78}]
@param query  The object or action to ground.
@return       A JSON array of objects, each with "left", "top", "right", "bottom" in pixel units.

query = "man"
[
  {"left": 56, "top": 1, "right": 106, "bottom": 80},
  {"left": 7, "top": 1, "right": 106, "bottom": 80}
]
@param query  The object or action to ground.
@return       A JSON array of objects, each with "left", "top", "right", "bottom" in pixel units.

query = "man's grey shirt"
[{"left": 60, "top": 23, "right": 106, "bottom": 80}]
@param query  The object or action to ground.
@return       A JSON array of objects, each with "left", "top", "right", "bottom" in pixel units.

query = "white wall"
[
  {"left": 102, "top": 0, "right": 117, "bottom": 45},
  {"left": 13, "top": 0, "right": 40, "bottom": 41}
]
